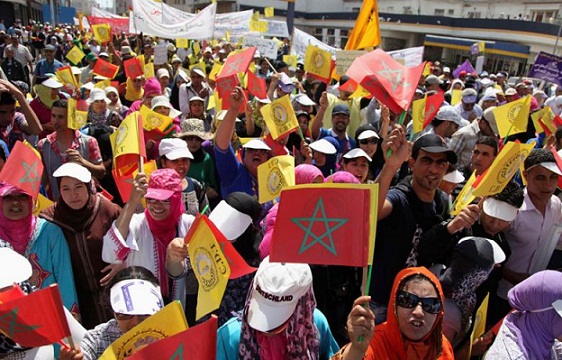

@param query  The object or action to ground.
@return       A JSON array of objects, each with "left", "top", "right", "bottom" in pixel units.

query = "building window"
[
  {"left": 327, "top": 29, "right": 335, "bottom": 35},
  {"left": 403, "top": 6, "right": 412, "bottom": 15},
  {"left": 434, "top": 9, "right": 445, "bottom": 16},
  {"left": 467, "top": 11, "right": 481, "bottom": 19},
  {"left": 340, "top": 29, "right": 348, "bottom": 36},
  {"left": 448, "top": 9, "right": 454, "bottom": 15}
]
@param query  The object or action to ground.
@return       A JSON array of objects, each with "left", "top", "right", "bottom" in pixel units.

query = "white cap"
[
  {"left": 98, "top": 51, "right": 109, "bottom": 58},
  {"left": 256, "top": 97, "right": 271, "bottom": 104},
  {"left": 457, "top": 236, "right": 506, "bottom": 264},
  {"left": 157, "top": 68, "right": 170, "bottom": 79},
  {"left": 110, "top": 279, "right": 164, "bottom": 316},
  {"left": 151, "top": 95, "right": 181, "bottom": 119},
  {"left": 435, "top": 105, "right": 462, "bottom": 126},
  {"left": 158, "top": 138, "right": 193, "bottom": 160},
  {"left": 443, "top": 67, "right": 451, "bottom": 73},
  {"left": 442, "top": 169, "right": 465, "bottom": 184},
  {"left": 104, "top": 86, "right": 118, "bottom": 96},
  {"left": 93, "top": 74, "right": 109, "bottom": 81},
  {"left": 189, "top": 96, "right": 205, "bottom": 103},
  {"left": 242, "top": 139, "right": 271, "bottom": 151},
  {"left": 505, "top": 88, "right": 517, "bottom": 96},
  {"left": 357, "top": 130, "right": 380, "bottom": 140},
  {"left": 293, "top": 93, "right": 316, "bottom": 106},
  {"left": 482, "top": 197, "right": 519, "bottom": 222},
  {"left": 87, "top": 88, "right": 110, "bottom": 104},
  {"left": 309, "top": 138, "right": 337, "bottom": 155},
  {"left": 0, "top": 247, "right": 32, "bottom": 288},
  {"left": 208, "top": 200, "right": 253, "bottom": 241},
  {"left": 71, "top": 66, "right": 82, "bottom": 75},
  {"left": 531, "top": 161, "right": 562, "bottom": 176},
  {"left": 53, "top": 162, "right": 92, "bottom": 183},
  {"left": 191, "top": 67, "right": 205, "bottom": 78},
  {"left": 42, "top": 76, "right": 63, "bottom": 89},
  {"left": 82, "top": 82, "right": 95, "bottom": 90},
  {"left": 343, "top": 148, "right": 372, "bottom": 162},
  {"left": 247, "top": 256, "right": 312, "bottom": 332}
]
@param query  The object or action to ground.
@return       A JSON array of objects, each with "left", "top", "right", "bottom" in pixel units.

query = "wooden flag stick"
[
  {"left": 263, "top": 57, "right": 279, "bottom": 74},
  {"left": 386, "top": 110, "right": 408, "bottom": 158}
]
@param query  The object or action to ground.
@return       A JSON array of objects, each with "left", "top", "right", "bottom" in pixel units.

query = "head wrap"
[{"left": 0, "top": 184, "right": 35, "bottom": 255}]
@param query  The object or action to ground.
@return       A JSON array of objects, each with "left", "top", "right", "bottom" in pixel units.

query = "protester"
[
  {"left": 341, "top": 148, "right": 372, "bottom": 183},
  {"left": 312, "top": 94, "right": 356, "bottom": 158},
  {"left": 308, "top": 137, "right": 339, "bottom": 177}
]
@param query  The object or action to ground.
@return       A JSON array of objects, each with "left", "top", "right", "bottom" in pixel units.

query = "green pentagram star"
[
  {"left": 292, "top": 198, "right": 348, "bottom": 256},
  {"left": 0, "top": 307, "right": 40, "bottom": 338},
  {"left": 19, "top": 160, "right": 40, "bottom": 193},
  {"left": 377, "top": 60, "right": 409, "bottom": 93}
]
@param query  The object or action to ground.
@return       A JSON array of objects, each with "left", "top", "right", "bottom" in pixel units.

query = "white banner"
[
  {"left": 261, "top": 19, "right": 289, "bottom": 38},
  {"left": 243, "top": 37, "right": 279, "bottom": 59},
  {"left": 91, "top": 7, "right": 127, "bottom": 18},
  {"left": 387, "top": 46, "right": 425, "bottom": 67},
  {"left": 291, "top": 28, "right": 337, "bottom": 61},
  {"left": 131, "top": 0, "right": 216, "bottom": 39},
  {"left": 335, "top": 50, "right": 366, "bottom": 75},
  {"left": 214, "top": 10, "right": 253, "bottom": 39},
  {"left": 154, "top": 44, "right": 168, "bottom": 65}
]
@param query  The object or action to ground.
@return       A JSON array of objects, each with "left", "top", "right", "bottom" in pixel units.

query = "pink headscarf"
[
  {"left": 144, "top": 77, "right": 163, "bottom": 97},
  {"left": 0, "top": 184, "right": 35, "bottom": 255},
  {"left": 295, "top": 164, "right": 323, "bottom": 185}
]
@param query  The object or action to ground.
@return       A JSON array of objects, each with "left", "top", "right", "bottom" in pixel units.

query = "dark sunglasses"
[
  {"left": 359, "top": 139, "right": 377, "bottom": 145},
  {"left": 396, "top": 290, "right": 442, "bottom": 314}
]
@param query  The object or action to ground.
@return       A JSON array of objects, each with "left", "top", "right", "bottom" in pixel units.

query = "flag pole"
[
  {"left": 264, "top": 58, "right": 278, "bottom": 74},
  {"left": 386, "top": 110, "right": 408, "bottom": 157}
]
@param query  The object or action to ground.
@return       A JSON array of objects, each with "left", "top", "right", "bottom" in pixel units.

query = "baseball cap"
[
  {"left": 243, "top": 139, "right": 272, "bottom": 151},
  {"left": 412, "top": 134, "right": 457, "bottom": 164},
  {"left": 0, "top": 247, "right": 32, "bottom": 288},
  {"left": 505, "top": 88, "right": 517, "bottom": 96},
  {"left": 425, "top": 75, "right": 443, "bottom": 85},
  {"left": 43, "top": 44, "right": 56, "bottom": 51},
  {"left": 278, "top": 73, "right": 295, "bottom": 93},
  {"left": 159, "top": 138, "right": 193, "bottom": 160},
  {"left": 85, "top": 52, "right": 97, "bottom": 62},
  {"left": 110, "top": 279, "right": 164, "bottom": 316},
  {"left": 332, "top": 104, "right": 350, "bottom": 116},
  {"left": 457, "top": 236, "right": 506, "bottom": 264},
  {"left": 443, "top": 67, "right": 451, "bottom": 73},
  {"left": 461, "top": 88, "right": 478, "bottom": 104},
  {"left": 191, "top": 68, "right": 205, "bottom": 78},
  {"left": 435, "top": 105, "right": 462, "bottom": 126},
  {"left": 309, "top": 138, "right": 337, "bottom": 155},
  {"left": 98, "top": 52, "right": 109, "bottom": 58},
  {"left": 482, "top": 197, "right": 519, "bottom": 222},
  {"left": 145, "top": 168, "right": 183, "bottom": 201},
  {"left": 343, "top": 148, "right": 372, "bottom": 162},
  {"left": 247, "top": 256, "right": 312, "bottom": 332},
  {"left": 293, "top": 93, "right": 316, "bottom": 106},
  {"left": 189, "top": 96, "right": 205, "bottom": 103},
  {"left": 157, "top": 68, "right": 170, "bottom": 79},
  {"left": 295, "top": 110, "right": 311, "bottom": 120},
  {"left": 53, "top": 163, "right": 92, "bottom": 183},
  {"left": 208, "top": 200, "right": 253, "bottom": 241}
]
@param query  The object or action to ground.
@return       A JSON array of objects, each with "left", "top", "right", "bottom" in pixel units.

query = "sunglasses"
[
  {"left": 359, "top": 139, "right": 377, "bottom": 145},
  {"left": 396, "top": 290, "right": 442, "bottom": 314}
]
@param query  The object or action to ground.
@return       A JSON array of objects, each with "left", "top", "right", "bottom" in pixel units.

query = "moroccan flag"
[
  {"left": 92, "top": 24, "right": 112, "bottom": 43},
  {"left": 451, "top": 171, "right": 477, "bottom": 216},
  {"left": 144, "top": 62, "right": 155, "bottom": 79},
  {"left": 305, "top": 45, "right": 333, "bottom": 82},
  {"left": 260, "top": 95, "right": 299, "bottom": 140},
  {"left": 110, "top": 112, "right": 147, "bottom": 176},
  {"left": 360, "top": 75, "right": 402, "bottom": 114},
  {"left": 450, "top": 89, "right": 463, "bottom": 106},
  {"left": 93, "top": 58, "right": 119, "bottom": 79},
  {"left": 472, "top": 140, "right": 535, "bottom": 197},
  {"left": 247, "top": 70, "right": 267, "bottom": 99},
  {"left": 65, "top": 46, "right": 85, "bottom": 65},
  {"left": 0, "top": 141, "right": 43, "bottom": 199},
  {"left": 257, "top": 155, "right": 295, "bottom": 204},
  {"left": 128, "top": 316, "right": 217, "bottom": 360},
  {"left": 55, "top": 66, "right": 77, "bottom": 88},
  {"left": 216, "top": 73, "right": 240, "bottom": 99},
  {"left": 186, "top": 215, "right": 231, "bottom": 320},
  {"left": 0, "top": 284, "right": 25, "bottom": 303},
  {"left": 0, "top": 284, "right": 70, "bottom": 348},
  {"left": 219, "top": 47, "right": 256, "bottom": 78},
  {"left": 124, "top": 57, "right": 143, "bottom": 79},
  {"left": 67, "top": 98, "right": 88, "bottom": 130},
  {"left": 493, "top": 95, "right": 531, "bottom": 138},
  {"left": 270, "top": 183, "right": 378, "bottom": 266},
  {"left": 139, "top": 105, "right": 173, "bottom": 132},
  {"left": 345, "top": 0, "right": 380, "bottom": 50},
  {"left": 112, "top": 160, "right": 157, "bottom": 203},
  {"left": 99, "top": 301, "right": 188, "bottom": 360}
]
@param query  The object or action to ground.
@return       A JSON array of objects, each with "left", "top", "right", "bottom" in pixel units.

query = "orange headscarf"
[{"left": 365, "top": 267, "right": 454, "bottom": 360}]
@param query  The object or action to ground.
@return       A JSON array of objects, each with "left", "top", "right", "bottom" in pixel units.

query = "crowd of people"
[{"left": 0, "top": 17, "right": 562, "bottom": 360}]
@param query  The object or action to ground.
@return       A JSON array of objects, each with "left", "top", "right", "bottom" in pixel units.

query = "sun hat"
[
  {"left": 0, "top": 247, "right": 32, "bottom": 288},
  {"left": 145, "top": 168, "right": 183, "bottom": 201},
  {"left": 176, "top": 118, "right": 213, "bottom": 140},
  {"left": 357, "top": 129, "right": 380, "bottom": 140},
  {"left": 158, "top": 138, "right": 193, "bottom": 161},
  {"left": 242, "top": 139, "right": 272, "bottom": 151},
  {"left": 53, "top": 163, "right": 92, "bottom": 183},
  {"left": 86, "top": 88, "right": 110, "bottom": 104},
  {"left": 309, "top": 138, "right": 337, "bottom": 155},
  {"left": 110, "top": 279, "right": 164, "bottom": 316}
]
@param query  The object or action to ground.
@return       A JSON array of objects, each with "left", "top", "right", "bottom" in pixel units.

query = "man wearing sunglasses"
[{"left": 369, "top": 129, "right": 480, "bottom": 324}]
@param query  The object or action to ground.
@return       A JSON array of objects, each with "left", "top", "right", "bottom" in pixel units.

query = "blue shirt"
[
  {"left": 34, "top": 58, "right": 64, "bottom": 78},
  {"left": 318, "top": 128, "right": 356, "bottom": 156},
  {"left": 214, "top": 145, "right": 256, "bottom": 198}
]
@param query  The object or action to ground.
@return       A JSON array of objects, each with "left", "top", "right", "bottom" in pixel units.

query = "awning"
[{"left": 423, "top": 35, "right": 530, "bottom": 60}]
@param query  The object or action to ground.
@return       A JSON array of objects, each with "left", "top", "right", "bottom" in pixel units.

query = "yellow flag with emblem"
[
  {"left": 531, "top": 106, "right": 556, "bottom": 134},
  {"left": 472, "top": 141, "right": 535, "bottom": 197},
  {"left": 98, "top": 301, "right": 187, "bottom": 360},
  {"left": 493, "top": 95, "right": 531, "bottom": 138},
  {"left": 65, "top": 46, "right": 85, "bottom": 65},
  {"left": 67, "top": 98, "right": 88, "bottom": 130},
  {"left": 209, "top": 63, "right": 223, "bottom": 81},
  {"left": 450, "top": 89, "right": 462, "bottom": 106},
  {"left": 305, "top": 45, "right": 332, "bottom": 81},
  {"left": 176, "top": 38, "right": 189, "bottom": 48},
  {"left": 468, "top": 293, "right": 489, "bottom": 358},
  {"left": 55, "top": 67, "right": 77, "bottom": 88},
  {"left": 139, "top": 105, "right": 173, "bottom": 132},
  {"left": 187, "top": 216, "right": 231, "bottom": 320},
  {"left": 264, "top": 7, "right": 275, "bottom": 18},
  {"left": 144, "top": 62, "right": 155, "bottom": 79},
  {"left": 257, "top": 155, "right": 295, "bottom": 204},
  {"left": 94, "top": 79, "right": 111, "bottom": 89},
  {"left": 283, "top": 55, "right": 298, "bottom": 68},
  {"left": 92, "top": 24, "right": 112, "bottom": 43},
  {"left": 451, "top": 171, "right": 476, "bottom": 215},
  {"left": 411, "top": 96, "right": 426, "bottom": 134},
  {"left": 260, "top": 95, "right": 299, "bottom": 140},
  {"left": 109, "top": 112, "right": 146, "bottom": 176}
]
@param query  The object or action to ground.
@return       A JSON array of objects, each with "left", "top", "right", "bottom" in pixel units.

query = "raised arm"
[
  {"left": 311, "top": 91, "right": 328, "bottom": 139},
  {"left": 215, "top": 87, "right": 246, "bottom": 151}
]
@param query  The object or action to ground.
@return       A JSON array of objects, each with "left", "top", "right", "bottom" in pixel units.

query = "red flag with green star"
[
  {"left": 218, "top": 47, "right": 256, "bottom": 78},
  {"left": 247, "top": 70, "right": 267, "bottom": 99},
  {"left": 0, "top": 141, "right": 44, "bottom": 199},
  {"left": 0, "top": 284, "right": 70, "bottom": 347},
  {"left": 128, "top": 315, "right": 217, "bottom": 360},
  {"left": 215, "top": 73, "right": 240, "bottom": 99},
  {"left": 270, "top": 184, "right": 378, "bottom": 266}
]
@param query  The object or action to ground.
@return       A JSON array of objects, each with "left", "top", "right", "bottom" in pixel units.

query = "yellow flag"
[
  {"left": 345, "top": 0, "right": 380, "bottom": 50},
  {"left": 139, "top": 105, "right": 173, "bottom": 132},
  {"left": 99, "top": 301, "right": 187, "bottom": 360},
  {"left": 225, "top": 30, "right": 231, "bottom": 43},
  {"left": 412, "top": 96, "right": 426, "bottom": 134},
  {"left": 349, "top": 84, "right": 371, "bottom": 99},
  {"left": 257, "top": 155, "right": 296, "bottom": 204},
  {"left": 251, "top": 11, "right": 261, "bottom": 21},
  {"left": 208, "top": 92, "right": 220, "bottom": 111},
  {"left": 176, "top": 38, "right": 189, "bottom": 48},
  {"left": 33, "top": 193, "right": 54, "bottom": 216},
  {"left": 65, "top": 46, "right": 85, "bottom": 65},
  {"left": 190, "top": 61, "right": 206, "bottom": 74},
  {"left": 92, "top": 24, "right": 112, "bottom": 43},
  {"left": 137, "top": 54, "right": 145, "bottom": 65},
  {"left": 468, "top": 293, "right": 490, "bottom": 357},
  {"left": 144, "top": 62, "right": 155, "bottom": 79},
  {"left": 109, "top": 112, "right": 145, "bottom": 175},
  {"left": 250, "top": 20, "right": 268, "bottom": 33},
  {"left": 472, "top": 141, "right": 535, "bottom": 197},
  {"left": 192, "top": 40, "right": 201, "bottom": 55},
  {"left": 451, "top": 171, "right": 476, "bottom": 215},
  {"left": 188, "top": 217, "right": 230, "bottom": 320},
  {"left": 493, "top": 95, "right": 531, "bottom": 138},
  {"left": 283, "top": 55, "right": 298, "bottom": 68},
  {"left": 264, "top": 6, "right": 274, "bottom": 18},
  {"left": 67, "top": 98, "right": 88, "bottom": 130},
  {"left": 248, "top": 62, "right": 257, "bottom": 74},
  {"left": 94, "top": 79, "right": 111, "bottom": 89},
  {"left": 260, "top": 95, "right": 299, "bottom": 140},
  {"left": 531, "top": 106, "right": 556, "bottom": 134},
  {"left": 55, "top": 67, "right": 77, "bottom": 88},
  {"left": 423, "top": 62, "right": 432, "bottom": 77},
  {"left": 305, "top": 45, "right": 332, "bottom": 80},
  {"left": 450, "top": 89, "right": 462, "bottom": 106}
]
